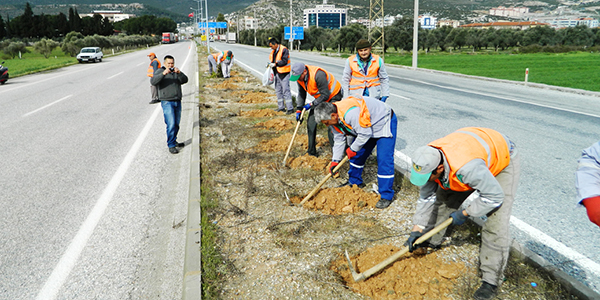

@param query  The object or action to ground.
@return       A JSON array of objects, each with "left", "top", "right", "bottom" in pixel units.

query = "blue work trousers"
[
  {"left": 161, "top": 100, "right": 182, "bottom": 148},
  {"left": 348, "top": 112, "right": 397, "bottom": 201}
]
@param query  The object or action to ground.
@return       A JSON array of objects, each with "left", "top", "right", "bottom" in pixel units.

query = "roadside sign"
[{"left": 284, "top": 27, "right": 304, "bottom": 40}]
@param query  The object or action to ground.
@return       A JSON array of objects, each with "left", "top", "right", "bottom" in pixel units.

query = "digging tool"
[
  {"left": 282, "top": 108, "right": 306, "bottom": 167},
  {"left": 345, "top": 217, "right": 453, "bottom": 282},
  {"left": 298, "top": 156, "right": 349, "bottom": 206}
]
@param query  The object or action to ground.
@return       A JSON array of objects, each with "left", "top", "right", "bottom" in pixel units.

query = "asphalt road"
[
  {"left": 0, "top": 41, "right": 197, "bottom": 299},
  {"left": 211, "top": 42, "right": 600, "bottom": 293}
]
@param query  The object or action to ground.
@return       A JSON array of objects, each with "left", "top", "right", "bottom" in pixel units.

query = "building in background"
[
  {"left": 79, "top": 10, "right": 134, "bottom": 22},
  {"left": 419, "top": 15, "right": 437, "bottom": 30},
  {"left": 489, "top": 6, "right": 529, "bottom": 18},
  {"left": 437, "top": 19, "right": 461, "bottom": 28},
  {"left": 303, "top": 0, "right": 347, "bottom": 29},
  {"left": 460, "top": 21, "right": 548, "bottom": 30},
  {"left": 550, "top": 17, "right": 598, "bottom": 28},
  {"left": 243, "top": 16, "right": 258, "bottom": 30}
]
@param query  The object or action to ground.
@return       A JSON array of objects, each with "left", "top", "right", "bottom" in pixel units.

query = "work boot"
[
  {"left": 273, "top": 108, "right": 285, "bottom": 112},
  {"left": 169, "top": 147, "right": 179, "bottom": 154},
  {"left": 375, "top": 199, "right": 393, "bottom": 209},
  {"left": 176, "top": 142, "right": 185, "bottom": 148},
  {"left": 473, "top": 282, "right": 498, "bottom": 300},
  {"left": 286, "top": 109, "right": 294, "bottom": 115},
  {"left": 338, "top": 181, "right": 365, "bottom": 188}
]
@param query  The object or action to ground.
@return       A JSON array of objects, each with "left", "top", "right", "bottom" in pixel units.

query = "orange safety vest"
[
  {"left": 147, "top": 58, "right": 161, "bottom": 77},
  {"left": 331, "top": 96, "right": 372, "bottom": 134},
  {"left": 269, "top": 45, "right": 291, "bottom": 73},
  {"left": 298, "top": 65, "right": 341, "bottom": 102},
  {"left": 348, "top": 54, "right": 381, "bottom": 91},
  {"left": 211, "top": 52, "right": 226, "bottom": 63},
  {"left": 429, "top": 127, "right": 511, "bottom": 192}
]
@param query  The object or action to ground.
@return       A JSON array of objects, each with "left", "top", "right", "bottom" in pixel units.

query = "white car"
[{"left": 77, "top": 47, "right": 103, "bottom": 63}]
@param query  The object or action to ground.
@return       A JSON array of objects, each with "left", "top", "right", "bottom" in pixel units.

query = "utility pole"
[
  {"left": 205, "top": 0, "right": 210, "bottom": 53},
  {"left": 254, "top": 7, "right": 257, "bottom": 47},
  {"left": 412, "top": 0, "right": 419, "bottom": 69}
]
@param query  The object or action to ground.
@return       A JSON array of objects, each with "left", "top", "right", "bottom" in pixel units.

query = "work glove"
[
  {"left": 303, "top": 103, "right": 312, "bottom": 111},
  {"left": 405, "top": 231, "right": 424, "bottom": 253},
  {"left": 296, "top": 110, "right": 303, "bottom": 123},
  {"left": 346, "top": 148, "right": 357, "bottom": 159},
  {"left": 328, "top": 161, "right": 339, "bottom": 176},
  {"left": 267, "top": 62, "right": 275, "bottom": 68},
  {"left": 380, "top": 96, "right": 389, "bottom": 103},
  {"left": 450, "top": 210, "right": 468, "bottom": 226}
]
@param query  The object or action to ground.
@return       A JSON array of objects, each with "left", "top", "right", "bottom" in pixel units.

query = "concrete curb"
[
  {"left": 393, "top": 152, "right": 600, "bottom": 299},
  {"left": 182, "top": 46, "right": 202, "bottom": 300}
]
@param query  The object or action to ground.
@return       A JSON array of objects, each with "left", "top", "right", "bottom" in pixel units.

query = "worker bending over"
[
  {"left": 407, "top": 127, "right": 520, "bottom": 300},
  {"left": 314, "top": 96, "right": 397, "bottom": 209}
]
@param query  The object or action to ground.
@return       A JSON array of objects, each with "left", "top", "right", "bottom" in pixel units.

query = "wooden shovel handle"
[
  {"left": 355, "top": 218, "right": 454, "bottom": 282},
  {"left": 298, "top": 156, "right": 349, "bottom": 206},
  {"left": 282, "top": 108, "right": 306, "bottom": 166}
]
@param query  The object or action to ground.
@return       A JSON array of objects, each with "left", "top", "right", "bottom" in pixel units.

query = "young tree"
[
  {"left": 33, "top": 38, "right": 60, "bottom": 58},
  {"left": 4, "top": 41, "right": 29, "bottom": 58}
]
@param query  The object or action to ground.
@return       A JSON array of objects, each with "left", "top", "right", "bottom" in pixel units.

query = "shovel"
[
  {"left": 282, "top": 108, "right": 306, "bottom": 167},
  {"left": 297, "top": 156, "right": 349, "bottom": 206},
  {"left": 344, "top": 217, "right": 453, "bottom": 282}
]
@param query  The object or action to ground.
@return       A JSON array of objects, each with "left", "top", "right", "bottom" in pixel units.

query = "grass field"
[
  {"left": 1, "top": 47, "right": 77, "bottom": 77},
  {"left": 383, "top": 51, "right": 600, "bottom": 92}
]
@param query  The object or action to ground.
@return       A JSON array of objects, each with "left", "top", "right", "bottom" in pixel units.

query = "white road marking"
[
  {"left": 107, "top": 71, "right": 124, "bottom": 79},
  {"left": 23, "top": 95, "right": 72, "bottom": 117},
  {"left": 35, "top": 105, "right": 163, "bottom": 300},
  {"left": 390, "top": 75, "right": 600, "bottom": 119}
]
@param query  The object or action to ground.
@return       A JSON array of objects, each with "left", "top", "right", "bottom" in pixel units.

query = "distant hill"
[{"left": 0, "top": 0, "right": 561, "bottom": 25}]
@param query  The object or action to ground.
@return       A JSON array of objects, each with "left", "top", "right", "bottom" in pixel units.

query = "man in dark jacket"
[{"left": 150, "top": 55, "right": 189, "bottom": 154}]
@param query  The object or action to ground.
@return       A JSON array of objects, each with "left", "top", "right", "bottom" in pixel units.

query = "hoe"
[{"left": 345, "top": 217, "right": 453, "bottom": 282}]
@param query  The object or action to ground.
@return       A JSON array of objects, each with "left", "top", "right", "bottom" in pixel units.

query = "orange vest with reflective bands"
[
  {"left": 429, "top": 127, "right": 511, "bottom": 192},
  {"left": 269, "top": 45, "right": 291, "bottom": 73},
  {"left": 212, "top": 52, "right": 226, "bottom": 63},
  {"left": 332, "top": 96, "right": 372, "bottom": 134},
  {"left": 298, "top": 65, "right": 341, "bottom": 102},
  {"left": 349, "top": 54, "right": 381, "bottom": 91},
  {"left": 147, "top": 58, "right": 161, "bottom": 77}
]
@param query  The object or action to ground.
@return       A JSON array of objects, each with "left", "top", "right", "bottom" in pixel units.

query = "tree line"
[{"left": 238, "top": 19, "right": 600, "bottom": 53}]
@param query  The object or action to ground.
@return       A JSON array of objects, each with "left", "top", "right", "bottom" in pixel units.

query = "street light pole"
[
  {"left": 205, "top": 0, "right": 210, "bottom": 53},
  {"left": 412, "top": 0, "right": 419, "bottom": 69}
]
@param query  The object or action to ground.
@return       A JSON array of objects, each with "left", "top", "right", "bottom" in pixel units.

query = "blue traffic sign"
[{"left": 284, "top": 26, "right": 304, "bottom": 40}]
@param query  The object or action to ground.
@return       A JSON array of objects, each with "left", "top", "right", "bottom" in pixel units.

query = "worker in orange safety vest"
[
  {"left": 289, "top": 62, "right": 343, "bottom": 156},
  {"left": 147, "top": 52, "right": 161, "bottom": 104},
  {"left": 267, "top": 37, "right": 293, "bottom": 114},
  {"left": 407, "top": 127, "right": 520, "bottom": 300},
  {"left": 341, "top": 39, "right": 389, "bottom": 102}
]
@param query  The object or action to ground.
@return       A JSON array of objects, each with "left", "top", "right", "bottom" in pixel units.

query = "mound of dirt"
[
  {"left": 240, "top": 109, "right": 284, "bottom": 118},
  {"left": 287, "top": 153, "right": 330, "bottom": 171},
  {"left": 238, "top": 91, "right": 274, "bottom": 103},
  {"left": 290, "top": 185, "right": 381, "bottom": 215},
  {"left": 257, "top": 134, "right": 328, "bottom": 152},
  {"left": 255, "top": 118, "right": 295, "bottom": 131},
  {"left": 214, "top": 81, "right": 239, "bottom": 90},
  {"left": 331, "top": 245, "right": 468, "bottom": 299}
]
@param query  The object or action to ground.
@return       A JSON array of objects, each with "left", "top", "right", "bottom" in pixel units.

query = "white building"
[
  {"left": 489, "top": 6, "right": 529, "bottom": 18},
  {"left": 243, "top": 16, "right": 258, "bottom": 30},
  {"left": 79, "top": 10, "right": 134, "bottom": 22},
  {"left": 550, "top": 17, "right": 598, "bottom": 28},
  {"left": 419, "top": 15, "right": 437, "bottom": 30},
  {"left": 437, "top": 19, "right": 461, "bottom": 28},
  {"left": 303, "top": 0, "right": 347, "bottom": 29}
]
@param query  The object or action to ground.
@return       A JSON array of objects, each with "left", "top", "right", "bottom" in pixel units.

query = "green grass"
[
  {"left": 384, "top": 51, "right": 600, "bottom": 92},
  {"left": 1, "top": 47, "right": 77, "bottom": 77}
]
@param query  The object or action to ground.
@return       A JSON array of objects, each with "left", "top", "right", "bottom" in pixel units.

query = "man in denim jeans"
[{"left": 151, "top": 55, "right": 189, "bottom": 154}]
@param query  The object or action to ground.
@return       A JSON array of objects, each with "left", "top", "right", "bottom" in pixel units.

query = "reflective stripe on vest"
[
  {"left": 147, "top": 58, "right": 161, "bottom": 77},
  {"left": 297, "top": 65, "right": 342, "bottom": 102},
  {"left": 348, "top": 54, "right": 381, "bottom": 90},
  {"left": 429, "top": 127, "right": 511, "bottom": 192},
  {"left": 269, "top": 45, "right": 291, "bottom": 73},
  {"left": 332, "top": 96, "right": 372, "bottom": 134}
]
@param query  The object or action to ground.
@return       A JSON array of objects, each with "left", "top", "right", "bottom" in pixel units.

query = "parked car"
[{"left": 77, "top": 47, "right": 103, "bottom": 63}]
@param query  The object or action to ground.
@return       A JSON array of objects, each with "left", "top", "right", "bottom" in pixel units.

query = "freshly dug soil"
[
  {"left": 213, "top": 80, "right": 239, "bottom": 90},
  {"left": 287, "top": 153, "right": 329, "bottom": 171},
  {"left": 238, "top": 91, "right": 274, "bottom": 103},
  {"left": 290, "top": 185, "right": 381, "bottom": 215},
  {"left": 331, "top": 245, "right": 468, "bottom": 299},
  {"left": 255, "top": 118, "right": 295, "bottom": 131},
  {"left": 240, "top": 108, "right": 284, "bottom": 118},
  {"left": 256, "top": 133, "right": 328, "bottom": 152}
]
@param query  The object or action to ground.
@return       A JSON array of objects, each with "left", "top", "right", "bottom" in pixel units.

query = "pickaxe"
[{"left": 345, "top": 217, "right": 453, "bottom": 282}]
